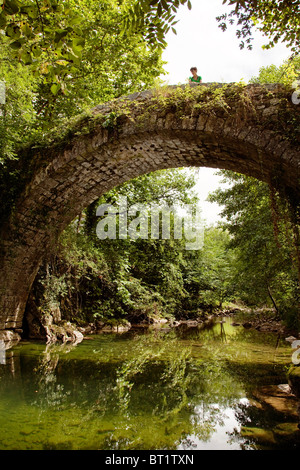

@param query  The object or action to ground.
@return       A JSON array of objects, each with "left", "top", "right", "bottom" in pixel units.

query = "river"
[{"left": 0, "top": 317, "right": 299, "bottom": 450}]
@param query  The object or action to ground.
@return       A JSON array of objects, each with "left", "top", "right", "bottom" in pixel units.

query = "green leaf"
[
  {"left": 31, "top": 44, "right": 42, "bottom": 57},
  {"left": 20, "top": 50, "right": 32, "bottom": 65},
  {"left": 69, "top": 15, "right": 83, "bottom": 26},
  {"left": 9, "top": 40, "right": 22, "bottom": 49},
  {"left": 54, "top": 29, "right": 69, "bottom": 44},
  {"left": 3, "top": 0, "right": 20, "bottom": 15},
  {"left": 22, "top": 6, "right": 38, "bottom": 19},
  {"left": 50, "top": 82, "right": 61, "bottom": 95},
  {"left": 20, "top": 22, "right": 33, "bottom": 38},
  {"left": 64, "top": 50, "right": 81, "bottom": 65},
  {"left": 55, "top": 59, "right": 69, "bottom": 66},
  {"left": 6, "top": 24, "right": 20, "bottom": 38},
  {"left": 157, "top": 2, "right": 162, "bottom": 17},
  {"left": 72, "top": 37, "right": 85, "bottom": 52},
  {"left": 161, "top": 0, "right": 169, "bottom": 11}
]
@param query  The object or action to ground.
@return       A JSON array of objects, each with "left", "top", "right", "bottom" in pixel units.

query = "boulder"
[
  {"left": 0, "top": 330, "right": 21, "bottom": 349},
  {"left": 286, "top": 336, "right": 297, "bottom": 344},
  {"left": 101, "top": 321, "right": 131, "bottom": 333},
  {"left": 78, "top": 323, "right": 97, "bottom": 335},
  {"left": 185, "top": 320, "right": 199, "bottom": 327},
  {"left": 277, "top": 384, "right": 292, "bottom": 394}
]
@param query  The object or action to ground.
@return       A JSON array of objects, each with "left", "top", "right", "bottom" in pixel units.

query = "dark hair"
[{"left": 190, "top": 67, "right": 197, "bottom": 72}]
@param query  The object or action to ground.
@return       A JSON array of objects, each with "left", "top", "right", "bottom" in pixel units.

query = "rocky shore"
[
  {"left": 213, "top": 306, "right": 300, "bottom": 337},
  {"left": 1, "top": 305, "right": 299, "bottom": 350},
  {"left": 76, "top": 314, "right": 216, "bottom": 336}
]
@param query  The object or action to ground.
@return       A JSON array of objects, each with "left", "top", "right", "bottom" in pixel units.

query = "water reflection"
[{"left": 0, "top": 318, "right": 299, "bottom": 449}]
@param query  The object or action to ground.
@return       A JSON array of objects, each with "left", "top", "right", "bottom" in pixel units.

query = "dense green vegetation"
[
  {"left": 209, "top": 171, "right": 300, "bottom": 328},
  {"left": 250, "top": 55, "right": 300, "bottom": 86},
  {"left": 28, "top": 165, "right": 299, "bottom": 330},
  {"left": 0, "top": 0, "right": 191, "bottom": 87},
  {"left": 0, "top": 0, "right": 167, "bottom": 165},
  {"left": 28, "top": 168, "right": 237, "bottom": 326},
  {"left": 27, "top": 55, "right": 300, "bottom": 330},
  {"left": 0, "top": 0, "right": 299, "bottom": 455}
]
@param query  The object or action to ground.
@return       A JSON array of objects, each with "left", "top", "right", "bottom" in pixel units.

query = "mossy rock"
[
  {"left": 101, "top": 320, "right": 131, "bottom": 333},
  {"left": 288, "top": 366, "right": 300, "bottom": 397},
  {"left": 241, "top": 426, "right": 275, "bottom": 445}
]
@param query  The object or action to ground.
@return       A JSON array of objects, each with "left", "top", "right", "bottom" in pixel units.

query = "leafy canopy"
[
  {"left": 250, "top": 55, "right": 300, "bottom": 86},
  {"left": 0, "top": 0, "right": 191, "bottom": 92},
  {"left": 0, "top": 0, "right": 168, "bottom": 162},
  {"left": 217, "top": 0, "right": 300, "bottom": 53}
]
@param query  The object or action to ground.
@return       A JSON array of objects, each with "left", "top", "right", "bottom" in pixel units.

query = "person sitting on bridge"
[{"left": 189, "top": 67, "right": 202, "bottom": 84}]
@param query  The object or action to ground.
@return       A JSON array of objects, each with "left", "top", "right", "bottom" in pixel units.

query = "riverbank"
[
  {"left": 217, "top": 306, "right": 300, "bottom": 337},
  {"left": 1, "top": 305, "right": 298, "bottom": 351},
  {"left": 77, "top": 306, "right": 300, "bottom": 339}
]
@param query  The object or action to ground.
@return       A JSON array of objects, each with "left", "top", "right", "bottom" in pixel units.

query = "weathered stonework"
[{"left": 0, "top": 83, "right": 299, "bottom": 332}]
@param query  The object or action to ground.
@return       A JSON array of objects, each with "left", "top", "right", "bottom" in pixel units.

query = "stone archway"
[{"left": 0, "top": 83, "right": 299, "bottom": 331}]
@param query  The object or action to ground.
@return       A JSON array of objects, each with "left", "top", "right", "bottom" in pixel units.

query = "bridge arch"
[{"left": 0, "top": 83, "right": 299, "bottom": 330}]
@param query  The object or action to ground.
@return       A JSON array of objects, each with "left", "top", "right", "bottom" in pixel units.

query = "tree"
[
  {"left": 2, "top": 0, "right": 300, "bottom": 93},
  {"left": 217, "top": 0, "right": 300, "bottom": 53},
  {"left": 208, "top": 171, "right": 299, "bottom": 325},
  {"left": 0, "top": 0, "right": 168, "bottom": 162},
  {"left": 0, "top": 55, "right": 38, "bottom": 161},
  {"left": 199, "top": 227, "right": 236, "bottom": 308},
  {"left": 0, "top": 0, "right": 191, "bottom": 93},
  {"left": 206, "top": 56, "right": 300, "bottom": 325},
  {"left": 122, "top": 0, "right": 192, "bottom": 49},
  {"left": 84, "top": 168, "right": 201, "bottom": 320},
  {"left": 126, "top": 0, "right": 300, "bottom": 55},
  {"left": 250, "top": 55, "right": 300, "bottom": 86}
]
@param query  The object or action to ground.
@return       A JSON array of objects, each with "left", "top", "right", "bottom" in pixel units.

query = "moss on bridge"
[{"left": 1, "top": 82, "right": 298, "bottom": 227}]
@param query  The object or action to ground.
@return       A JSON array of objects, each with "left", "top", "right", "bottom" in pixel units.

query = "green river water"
[{"left": 0, "top": 317, "right": 299, "bottom": 450}]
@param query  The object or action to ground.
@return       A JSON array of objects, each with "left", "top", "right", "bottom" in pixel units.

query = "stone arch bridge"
[{"left": 0, "top": 83, "right": 299, "bottom": 334}]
